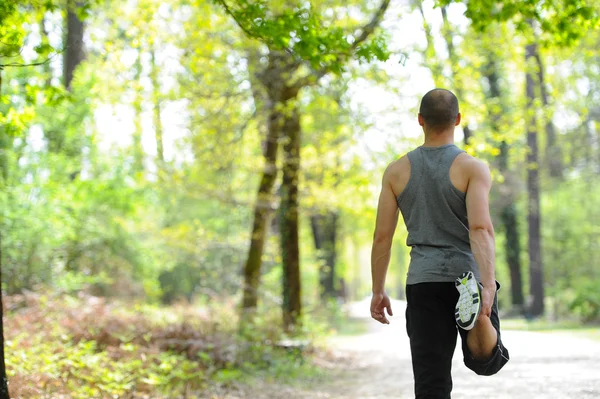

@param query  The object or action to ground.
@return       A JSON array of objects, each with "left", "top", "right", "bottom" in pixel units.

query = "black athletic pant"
[{"left": 405, "top": 282, "right": 509, "bottom": 399}]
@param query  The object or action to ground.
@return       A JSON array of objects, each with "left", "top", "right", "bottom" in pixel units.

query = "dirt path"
[{"left": 207, "top": 299, "right": 600, "bottom": 398}]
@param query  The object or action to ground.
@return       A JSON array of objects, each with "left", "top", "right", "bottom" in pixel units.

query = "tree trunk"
[
  {"left": 0, "top": 190, "right": 10, "bottom": 399},
  {"left": 310, "top": 211, "right": 338, "bottom": 300},
  {"left": 0, "top": 77, "right": 9, "bottom": 349},
  {"left": 440, "top": 6, "right": 471, "bottom": 146},
  {"left": 418, "top": 1, "right": 444, "bottom": 87},
  {"left": 133, "top": 51, "right": 144, "bottom": 173},
  {"left": 0, "top": 73, "right": 8, "bottom": 182},
  {"left": 240, "top": 89, "right": 281, "bottom": 314},
  {"left": 64, "top": 0, "right": 85, "bottom": 91},
  {"left": 484, "top": 56, "right": 525, "bottom": 309},
  {"left": 525, "top": 43, "right": 544, "bottom": 317},
  {"left": 150, "top": 47, "right": 164, "bottom": 166},
  {"left": 280, "top": 99, "right": 302, "bottom": 330},
  {"left": 500, "top": 188, "right": 525, "bottom": 308},
  {"left": 534, "top": 52, "right": 562, "bottom": 178},
  {"left": 596, "top": 121, "right": 600, "bottom": 174}
]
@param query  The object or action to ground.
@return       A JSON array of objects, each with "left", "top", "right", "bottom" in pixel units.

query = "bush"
[
  {"left": 4, "top": 291, "right": 325, "bottom": 398},
  {"left": 568, "top": 279, "right": 600, "bottom": 323}
]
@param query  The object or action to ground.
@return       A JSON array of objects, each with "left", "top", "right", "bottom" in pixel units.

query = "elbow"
[{"left": 469, "top": 224, "right": 495, "bottom": 238}]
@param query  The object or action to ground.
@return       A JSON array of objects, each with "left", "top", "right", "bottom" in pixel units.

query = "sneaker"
[{"left": 455, "top": 271, "right": 481, "bottom": 330}]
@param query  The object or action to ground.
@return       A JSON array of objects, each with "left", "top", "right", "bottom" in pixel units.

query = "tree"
[
  {"left": 132, "top": 49, "right": 144, "bottom": 173},
  {"left": 150, "top": 46, "right": 164, "bottom": 168},
  {"left": 525, "top": 40, "right": 544, "bottom": 317},
  {"left": 64, "top": 0, "right": 86, "bottom": 91},
  {"left": 1, "top": 1, "right": 64, "bottom": 395},
  {"left": 1, "top": 2, "right": 44, "bottom": 396},
  {"left": 444, "top": 0, "right": 599, "bottom": 47},
  {"left": 0, "top": 69, "right": 10, "bottom": 399},
  {"left": 0, "top": 229, "right": 7, "bottom": 399},
  {"left": 416, "top": 0, "right": 444, "bottom": 87},
  {"left": 215, "top": 0, "right": 392, "bottom": 329},
  {"left": 440, "top": 6, "right": 473, "bottom": 145},
  {"left": 415, "top": 2, "right": 473, "bottom": 146},
  {"left": 482, "top": 51, "right": 525, "bottom": 310},
  {"left": 533, "top": 51, "right": 563, "bottom": 178}
]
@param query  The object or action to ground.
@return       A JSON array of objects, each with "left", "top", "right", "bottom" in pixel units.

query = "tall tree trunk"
[
  {"left": 484, "top": 57, "right": 525, "bottom": 309},
  {"left": 418, "top": 1, "right": 444, "bottom": 88},
  {"left": 150, "top": 47, "right": 164, "bottom": 166},
  {"left": 133, "top": 51, "right": 144, "bottom": 173},
  {"left": 64, "top": 0, "right": 85, "bottom": 91},
  {"left": 596, "top": 121, "right": 600, "bottom": 174},
  {"left": 525, "top": 43, "right": 544, "bottom": 317},
  {"left": 499, "top": 174, "right": 525, "bottom": 308},
  {"left": 440, "top": 6, "right": 471, "bottom": 146},
  {"left": 0, "top": 74, "right": 7, "bottom": 183},
  {"left": 0, "top": 231, "right": 9, "bottom": 399},
  {"left": 0, "top": 75, "right": 9, "bottom": 396},
  {"left": 240, "top": 51, "right": 288, "bottom": 316},
  {"left": 280, "top": 99, "right": 302, "bottom": 330},
  {"left": 310, "top": 211, "right": 338, "bottom": 300},
  {"left": 240, "top": 100, "right": 280, "bottom": 313},
  {"left": 534, "top": 52, "right": 562, "bottom": 178}
]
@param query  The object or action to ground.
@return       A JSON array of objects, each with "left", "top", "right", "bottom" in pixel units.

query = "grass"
[
  {"left": 502, "top": 318, "right": 600, "bottom": 341},
  {"left": 332, "top": 317, "right": 369, "bottom": 337}
]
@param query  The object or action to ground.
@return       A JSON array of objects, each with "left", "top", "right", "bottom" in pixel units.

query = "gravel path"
[{"left": 206, "top": 299, "right": 600, "bottom": 398}]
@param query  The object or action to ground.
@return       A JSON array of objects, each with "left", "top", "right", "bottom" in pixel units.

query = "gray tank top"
[{"left": 397, "top": 144, "right": 480, "bottom": 284}]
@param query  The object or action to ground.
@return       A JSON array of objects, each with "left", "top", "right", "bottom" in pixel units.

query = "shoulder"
[
  {"left": 382, "top": 154, "right": 411, "bottom": 197},
  {"left": 384, "top": 154, "right": 410, "bottom": 179},
  {"left": 456, "top": 154, "right": 491, "bottom": 189},
  {"left": 455, "top": 153, "right": 490, "bottom": 175}
]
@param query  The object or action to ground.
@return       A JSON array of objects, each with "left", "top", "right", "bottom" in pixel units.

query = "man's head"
[{"left": 418, "top": 89, "right": 460, "bottom": 133}]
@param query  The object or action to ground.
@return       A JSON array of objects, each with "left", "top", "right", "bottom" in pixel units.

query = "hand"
[
  {"left": 479, "top": 285, "right": 496, "bottom": 319},
  {"left": 370, "top": 292, "right": 393, "bottom": 324}
]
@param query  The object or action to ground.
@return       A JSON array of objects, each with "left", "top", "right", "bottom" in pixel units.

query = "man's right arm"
[{"left": 465, "top": 159, "right": 496, "bottom": 317}]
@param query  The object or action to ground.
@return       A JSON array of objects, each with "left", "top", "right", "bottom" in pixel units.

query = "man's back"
[
  {"left": 394, "top": 144, "right": 478, "bottom": 284},
  {"left": 386, "top": 145, "right": 489, "bottom": 284}
]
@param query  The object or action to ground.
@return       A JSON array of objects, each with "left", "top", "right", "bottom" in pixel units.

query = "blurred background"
[{"left": 0, "top": 0, "right": 599, "bottom": 397}]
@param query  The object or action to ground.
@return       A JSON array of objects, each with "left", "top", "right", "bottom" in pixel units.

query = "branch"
[
  {"left": 216, "top": 0, "right": 263, "bottom": 41},
  {"left": 0, "top": 51, "right": 61, "bottom": 70},
  {"left": 351, "top": 0, "right": 391, "bottom": 52},
  {"left": 294, "top": 0, "right": 392, "bottom": 89},
  {"left": 0, "top": 60, "right": 49, "bottom": 69}
]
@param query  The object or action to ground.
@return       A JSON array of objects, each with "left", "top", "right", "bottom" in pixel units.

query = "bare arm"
[
  {"left": 369, "top": 165, "right": 399, "bottom": 324},
  {"left": 371, "top": 166, "right": 400, "bottom": 295},
  {"left": 465, "top": 160, "right": 496, "bottom": 315}
]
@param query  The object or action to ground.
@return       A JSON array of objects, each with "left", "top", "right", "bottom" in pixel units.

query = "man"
[{"left": 369, "top": 89, "right": 509, "bottom": 398}]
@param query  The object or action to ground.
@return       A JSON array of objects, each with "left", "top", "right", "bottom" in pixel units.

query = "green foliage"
[
  {"left": 438, "top": 0, "right": 600, "bottom": 46},
  {"left": 4, "top": 292, "right": 327, "bottom": 397},
  {"left": 541, "top": 177, "right": 600, "bottom": 322},
  {"left": 213, "top": 0, "right": 392, "bottom": 73},
  {"left": 568, "top": 279, "right": 600, "bottom": 322}
]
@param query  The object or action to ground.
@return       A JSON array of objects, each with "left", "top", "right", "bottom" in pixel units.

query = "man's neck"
[{"left": 422, "top": 131, "right": 455, "bottom": 147}]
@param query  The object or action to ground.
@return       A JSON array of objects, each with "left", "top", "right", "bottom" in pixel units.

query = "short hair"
[{"left": 419, "top": 89, "right": 459, "bottom": 129}]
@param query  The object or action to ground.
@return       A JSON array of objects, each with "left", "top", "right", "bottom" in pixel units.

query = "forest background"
[{"left": 0, "top": 0, "right": 599, "bottom": 397}]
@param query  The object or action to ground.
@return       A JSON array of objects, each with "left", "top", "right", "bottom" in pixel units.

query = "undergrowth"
[{"left": 3, "top": 292, "right": 331, "bottom": 399}]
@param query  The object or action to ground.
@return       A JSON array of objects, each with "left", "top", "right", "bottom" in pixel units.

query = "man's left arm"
[{"left": 370, "top": 165, "right": 399, "bottom": 324}]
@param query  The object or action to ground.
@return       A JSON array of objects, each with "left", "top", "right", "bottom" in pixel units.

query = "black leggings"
[{"left": 405, "top": 282, "right": 509, "bottom": 399}]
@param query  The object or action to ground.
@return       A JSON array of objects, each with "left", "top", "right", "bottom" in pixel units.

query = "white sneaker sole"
[{"left": 455, "top": 271, "right": 481, "bottom": 330}]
